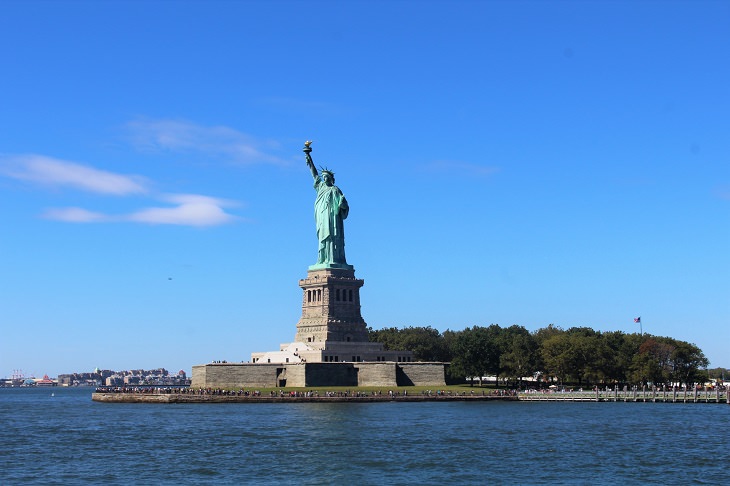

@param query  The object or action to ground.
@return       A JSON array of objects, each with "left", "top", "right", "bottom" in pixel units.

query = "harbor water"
[{"left": 2, "top": 387, "right": 729, "bottom": 484}]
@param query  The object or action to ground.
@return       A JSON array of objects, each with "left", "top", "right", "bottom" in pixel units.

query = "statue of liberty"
[{"left": 303, "top": 141, "right": 352, "bottom": 270}]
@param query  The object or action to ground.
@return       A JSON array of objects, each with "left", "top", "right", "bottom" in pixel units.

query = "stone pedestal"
[
  {"left": 295, "top": 267, "right": 368, "bottom": 346},
  {"left": 195, "top": 260, "right": 447, "bottom": 385}
]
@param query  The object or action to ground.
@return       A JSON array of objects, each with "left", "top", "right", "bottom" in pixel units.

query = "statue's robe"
[{"left": 313, "top": 175, "right": 348, "bottom": 265}]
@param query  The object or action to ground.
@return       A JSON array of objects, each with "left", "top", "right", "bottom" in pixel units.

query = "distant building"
[
  {"left": 35, "top": 374, "right": 56, "bottom": 386},
  {"left": 105, "top": 376, "right": 124, "bottom": 386}
]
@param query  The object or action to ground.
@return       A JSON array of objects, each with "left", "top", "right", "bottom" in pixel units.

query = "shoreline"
[
  {"left": 91, "top": 391, "right": 730, "bottom": 404},
  {"left": 91, "top": 392, "right": 730, "bottom": 404},
  {"left": 91, "top": 392, "right": 517, "bottom": 403}
]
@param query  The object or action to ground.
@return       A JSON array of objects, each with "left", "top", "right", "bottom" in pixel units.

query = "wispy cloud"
[
  {"left": 127, "top": 194, "right": 239, "bottom": 226},
  {"left": 0, "top": 154, "right": 148, "bottom": 195},
  {"left": 42, "top": 207, "right": 110, "bottom": 223},
  {"left": 125, "top": 119, "right": 286, "bottom": 166},
  {"left": 44, "top": 194, "right": 239, "bottom": 227},
  {"left": 1, "top": 153, "right": 240, "bottom": 227},
  {"left": 423, "top": 159, "right": 500, "bottom": 177}
]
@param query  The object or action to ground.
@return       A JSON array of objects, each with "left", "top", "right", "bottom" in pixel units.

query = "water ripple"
[{"left": 2, "top": 389, "right": 729, "bottom": 484}]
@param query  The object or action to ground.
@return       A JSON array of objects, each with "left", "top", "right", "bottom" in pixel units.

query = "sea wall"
[
  {"left": 303, "top": 363, "right": 359, "bottom": 387},
  {"left": 191, "top": 363, "right": 282, "bottom": 388},
  {"left": 397, "top": 363, "right": 448, "bottom": 386},
  {"left": 191, "top": 361, "right": 447, "bottom": 388},
  {"left": 355, "top": 362, "right": 397, "bottom": 387}
]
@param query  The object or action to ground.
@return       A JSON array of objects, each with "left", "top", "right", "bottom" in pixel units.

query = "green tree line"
[{"left": 368, "top": 324, "right": 710, "bottom": 387}]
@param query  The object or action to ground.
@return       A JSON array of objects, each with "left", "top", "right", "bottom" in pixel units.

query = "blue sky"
[{"left": 1, "top": 1, "right": 727, "bottom": 378}]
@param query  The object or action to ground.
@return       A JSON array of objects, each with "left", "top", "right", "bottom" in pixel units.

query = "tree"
[
  {"left": 539, "top": 327, "right": 603, "bottom": 386},
  {"left": 499, "top": 325, "right": 537, "bottom": 386},
  {"left": 707, "top": 367, "right": 729, "bottom": 382},
  {"left": 399, "top": 326, "right": 451, "bottom": 362},
  {"left": 600, "top": 331, "right": 625, "bottom": 384},
  {"left": 540, "top": 333, "right": 572, "bottom": 385},
  {"left": 449, "top": 326, "right": 497, "bottom": 385},
  {"left": 629, "top": 337, "right": 674, "bottom": 385},
  {"left": 371, "top": 324, "right": 713, "bottom": 389},
  {"left": 670, "top": 341, "right": 708, "bottom": 387},
  {"left": 369, "top": 326, "right": 399, "bottom": 346},
  {"left": 368, "top": 326, "right": 451, "bottom": 362},
  {"left": 564, "top": 327, "right": 607, "bottom": 386},
  {"left": 532, "top": 324, "right": 564, "bottom": 380}
]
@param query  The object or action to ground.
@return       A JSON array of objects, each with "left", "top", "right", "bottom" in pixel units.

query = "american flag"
[{"left": 634, "top": 317, "right": 641, "bottom": 323}]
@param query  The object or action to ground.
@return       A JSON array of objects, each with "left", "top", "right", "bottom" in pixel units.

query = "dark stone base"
[{"left": 190, "top": 362, "right": 448, "bottom": 388}]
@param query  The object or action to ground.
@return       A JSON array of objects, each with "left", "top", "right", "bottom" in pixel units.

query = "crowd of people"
[{"left": 93, "top": 386, "right": 518, "bottom": 399}]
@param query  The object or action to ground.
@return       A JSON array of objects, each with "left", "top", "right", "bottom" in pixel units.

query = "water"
[{"left": 2, "top": 387, "right": 729, "bottom": 485}]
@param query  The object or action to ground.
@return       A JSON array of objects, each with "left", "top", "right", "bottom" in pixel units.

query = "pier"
[{"left": 519, "top": 386, "right": 730, "bottom": 403}]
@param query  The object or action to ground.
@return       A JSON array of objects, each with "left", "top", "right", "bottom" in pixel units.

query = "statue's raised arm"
[{"left": 303, "top": 141, "right": 318, "bottom": 180}]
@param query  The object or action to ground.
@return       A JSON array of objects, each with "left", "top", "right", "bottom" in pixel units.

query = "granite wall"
[
  {"left": 397, "top": 363, "right": 448, "bottom": 386},
  {"left": 191, "top": 362, "right": 447, "bottom": 388},
  {"left": 355, "top": 362, "right": 398, "bottom": 387},
  {"left": 191, "top": 363, "right": 282, "bottom": 388}
]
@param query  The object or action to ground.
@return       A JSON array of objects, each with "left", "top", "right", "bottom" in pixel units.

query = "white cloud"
[
  {"left": 0, "top": 154, "right": 147, "bottom": 195},
  {"left": 42, "top": 207, "right": 110, "bottom": 223},
  {"left": 127, "top": 194, "right": 238, "bottom": 227},
  {"left": 1, "top": 138, "right": 245, "bottom": 227},
  {"left": 125, "top": 119, "right": 286, "bottom": 165},
  {"left": 43, "top": 194, "right": 239, "bottom": 227}
]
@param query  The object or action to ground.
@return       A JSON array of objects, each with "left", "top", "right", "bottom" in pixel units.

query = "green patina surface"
[{"left": 304, "top": 142, "right": 353, "bottom": 271}]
